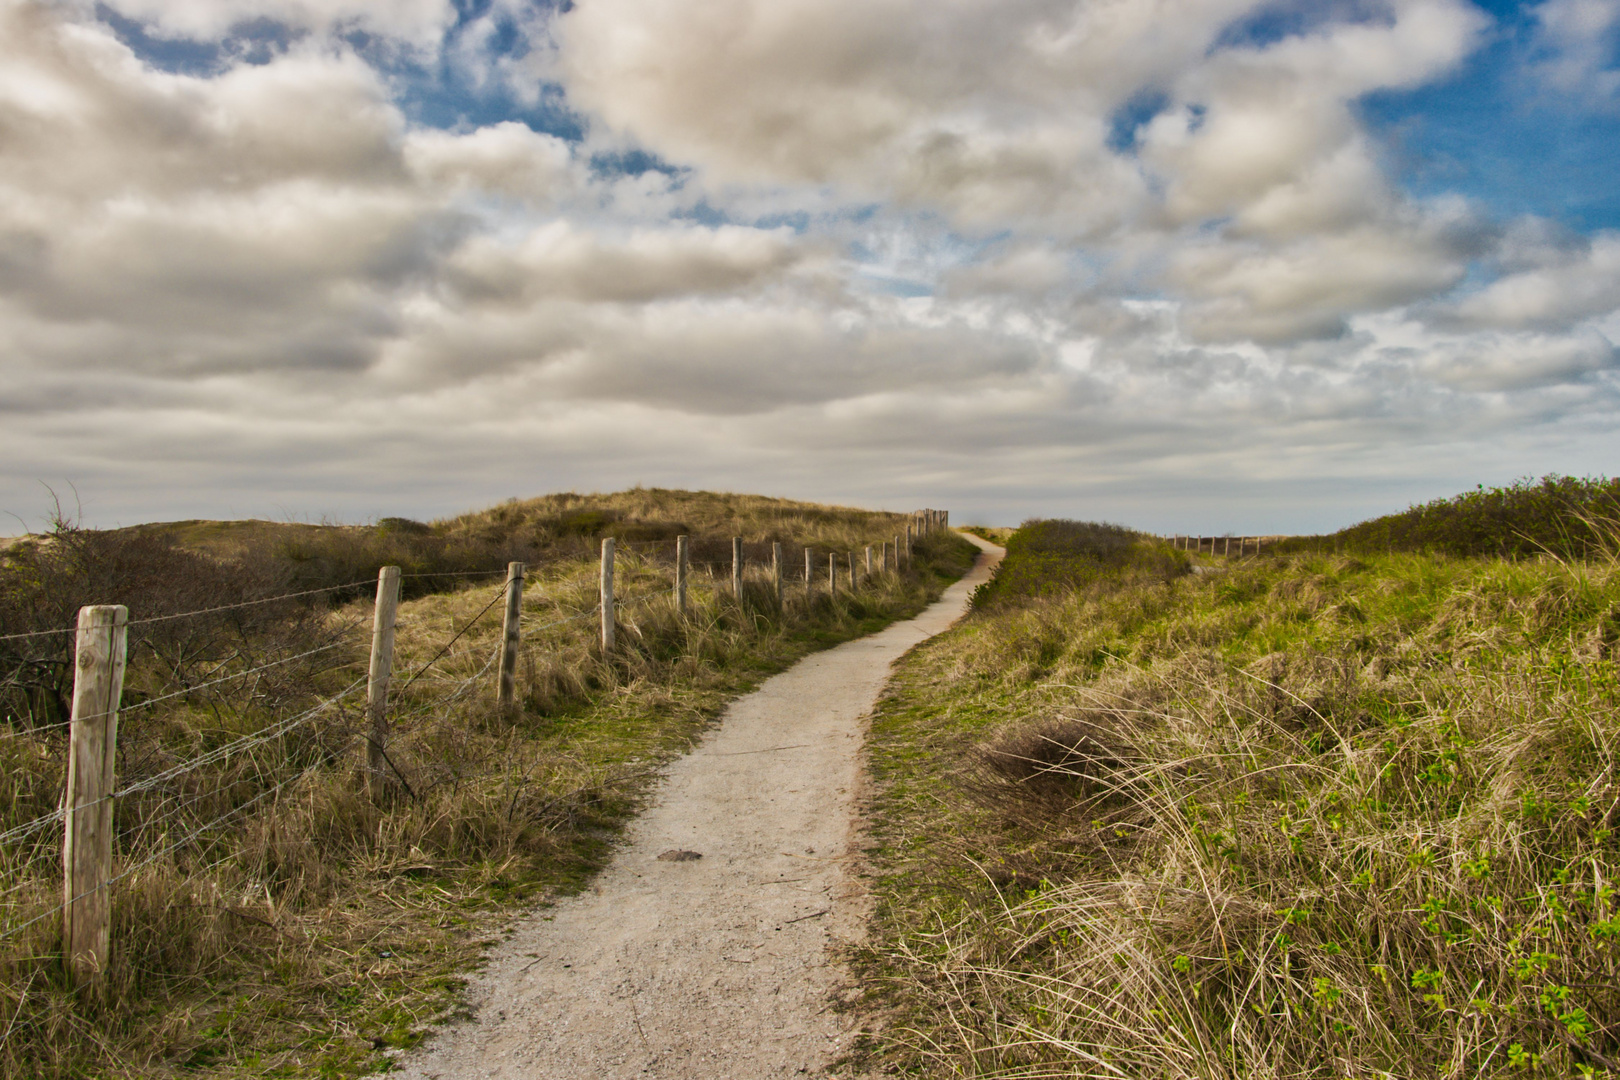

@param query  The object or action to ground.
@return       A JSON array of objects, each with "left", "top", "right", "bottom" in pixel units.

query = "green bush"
[
  {"left": 972, "top": 519, "right": 1187, "bottom": 608},
  {"left": 1280, "top": 474, "right": 1620, "bottom": 560}
]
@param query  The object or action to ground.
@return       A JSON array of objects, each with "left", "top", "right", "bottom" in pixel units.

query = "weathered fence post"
[
  {"left": 772, "top": 542, "right": 784, "bottom": 610},
  {"left": 62, "top": 604, "right": 128, "bottom": 993},
  {"left": 865, "top": 545, "right": 873, "bottom": 578},
  {"left": 847, "top": 552, "right": 856, "bottom": 590},
  {"left": 804, "top": 547, "right": 813, "bottom": 597},
  {"left": 600, "top": 538, "right": 615, "bottom": 652},
  {"left": 732, "top": 537, "right": 744, "bottom": 601},
  {"left": 675, "top": 535, "right": 689, "bottom": 616},
  {"left": 829, "top": 553, "right": 838, "bottom": 595},
  {"left": 498, "top": 562, "right": 525, "bottom": 714},
  {"left": 1224, "top": 537, "right": 1231, "bottom": 557},
  {"left": 366, "top": 566, "right": 402, "bottom": 798}
]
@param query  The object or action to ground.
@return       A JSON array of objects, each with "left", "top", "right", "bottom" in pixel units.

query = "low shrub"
[
  {"left": 1279, "top": 473, "right": 1620, "bottom": 560},
  {"left": 971, "top": 519, "right": 1186, "bottom": 608}
]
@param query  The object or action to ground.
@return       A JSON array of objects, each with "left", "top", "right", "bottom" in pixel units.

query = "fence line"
[
  {"left": 0, "top": 512, "right": 953, "bottom": 991},
  {"left": 1167, "top": 535, "right": 1268, "bottom": 556}
]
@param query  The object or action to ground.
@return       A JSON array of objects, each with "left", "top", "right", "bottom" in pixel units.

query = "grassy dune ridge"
[
  {"left": 0, "top": 489, "right": 977, "bottom": 1079},
  {"left": 858, "top": 518, "right": 1620, "bottom": 1078},
  {"left": 1277, "top": 474, "right": 1620, "bottom": 561}
]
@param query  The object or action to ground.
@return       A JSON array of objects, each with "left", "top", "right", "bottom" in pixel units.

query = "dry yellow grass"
[
  {"left": 859, "top": 533, "right": 1620, "bottom": 1078},
  {"left": 0, "top": 489, "right": 976, "bottom": 1078}
]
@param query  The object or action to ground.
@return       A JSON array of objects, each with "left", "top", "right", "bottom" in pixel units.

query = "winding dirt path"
[{"left": 387, "top": 533, "right": 1002, "bottom": 1080}]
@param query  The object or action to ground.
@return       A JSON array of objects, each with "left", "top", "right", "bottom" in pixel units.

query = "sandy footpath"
[{"left": 385, "top": 532, "right": 1002, "bottom": 1080}]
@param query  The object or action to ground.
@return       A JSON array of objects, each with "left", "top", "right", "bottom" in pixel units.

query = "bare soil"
[{"left": 383, "top": 534, "right": 1001, "bottom": 1079}]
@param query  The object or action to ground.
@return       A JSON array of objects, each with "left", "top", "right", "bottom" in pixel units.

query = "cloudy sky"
[{"left": 2, "top": 0, "right": 1617, "bottom": 533}]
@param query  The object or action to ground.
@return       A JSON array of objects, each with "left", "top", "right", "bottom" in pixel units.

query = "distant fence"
[
  {"left": 0, "top": 509, "right": 953, "bottom": 994},
  {"left": 1165, "top": 535, "right": 1269, "bottom": 557}
]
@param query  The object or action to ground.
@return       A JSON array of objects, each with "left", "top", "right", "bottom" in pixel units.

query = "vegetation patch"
[
  {"left": 856, "top": 512, "right": 1620, "bottom": 1078},
  {"left": 0, "top": 490, "right": 976, "bottom": 1078},
  {"left": 1278, "top": 473, "right": 1620, "bottom": 560},
  {"left": 970, "top": 519, "right": 1186, "bottom": 609}
]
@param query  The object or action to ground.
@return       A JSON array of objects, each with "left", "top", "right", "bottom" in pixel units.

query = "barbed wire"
[
  {"left": 521, "top": 608, "right": 599, "bottom": 633},
  {"left": 400, "top": 569, "right": 509, "bottom": 580},
  {"left": 0, "top": 808, "right": 65, "bottom": 850},
  {"left": 0, "top": 745, "right": 349, "bottom": 942},
  {"left": 392, "top": 582, "right": 510, "bottom": 698},
  {"left": 119, "top": 641, "right": 355, "bottom": 715},
  {"left": 0, "top": 580, "right": 375, "bottom": 645},
  {"left": 0, "top": 624, "right": 76, "bottom": 644},
  {"left": 128, "top": 580, "right": 378, "bottom": 627},
  {"left": 113, "top": 677, "right": 366, "bottom": 802},
  {"left": 0, "top": 718, "right": 73, "bottom": 741}
]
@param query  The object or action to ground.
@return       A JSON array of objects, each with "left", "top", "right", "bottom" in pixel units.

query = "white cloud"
[
  {"left": 1419, "top": 329, "right": 1617, "bottom": 391},
  {"left": 444, "top": 221, "right": 806, "bottom": 306},
  {"left": 94, "top": 0, "right": 457, "bottom": 47},
  {"left": 1436, "top": 231, "right": 1620, "bottom": 329},
  {"left": 1527, "top": 0, "right": 1620, "bottom": 99},
  {"left": 0, "top": 0, "right": 1617, "bottom": 536}
]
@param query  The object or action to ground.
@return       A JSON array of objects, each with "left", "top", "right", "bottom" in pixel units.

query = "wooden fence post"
[
  {"left": 498, "top": 562, "right": 525, "bottom": 714},
  {"left": 1224, "top": 537, "right": 1231, "bottom": 557},
  {"left": 804, "top": 547, "right": 813, "bottom": 597},
  {"left": 865, "top": 545, "right": 872, "bottom": 578},
  {"left": 732, "top": 537, "right": 744, "bottom": 601},
  {"left": 772, "top": 542, "right": 784, "bottom": 610},
  {"left": 829, "top": 553, "right": 838, "bottom": 595},
  {"left": 366, "top": 566, "right": 402, "bottom": 799},
  {"left": 62, "top": 604, "right": 128, "bottom": 993},
  {"left": 847, "top": 552, "right": 855, "bottom": 590},
  {"left": 676, "top": 535, "right": 689, "bottom": 616},
  {"left": 600, "top": 538, "right": 615, "bottom": 653}
]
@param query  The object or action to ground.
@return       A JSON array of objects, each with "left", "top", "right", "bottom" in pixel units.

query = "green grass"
[
  {"left": 856, "top": 528, "right": 1620, "bottom": 1078},
  {"left": 970, "top": 519, "right": 1185, "bottom": 609},
  {"left": 0, "top": 491, "right": 977, "bottom": 1078},
  {"left": 1277, "top": 473, "right": 1620, "bottom": 560}
]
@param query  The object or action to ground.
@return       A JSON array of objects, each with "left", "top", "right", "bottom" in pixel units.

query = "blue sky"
[
  {"left": 1364, "top": 2, "right": 1620, "bottom": 229},
  {"left": 1, "top": 0, "right": 1617, "bottom": 533}
]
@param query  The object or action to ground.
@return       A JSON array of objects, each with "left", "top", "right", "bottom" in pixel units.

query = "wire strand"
[
  {"left": 119, "top": 641, "right": 354, "bottom": 714},
  {"left": 0, "top": 747, "right": 347, "bottom": 941},
  {"left": 393, "top": 583, "right": 509, "bottom": 698},
  {"left": 113, "top": 677, "right": 366, "bottom": 801},
  {"left": 0, "top": 625, "right": 75, "bottom": 644},
  {"left": 127, "top": 580, "right": 377, "bottom": 627}
]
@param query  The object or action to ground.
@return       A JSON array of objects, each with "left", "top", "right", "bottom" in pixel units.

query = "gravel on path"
[{"left": 383, "top": 533, "right": 1003, "bottom": 1080}]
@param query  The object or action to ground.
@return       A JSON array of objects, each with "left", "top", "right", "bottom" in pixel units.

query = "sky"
[{"left": 1, "top": 0, "right": 1617, "bottom": 533}]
